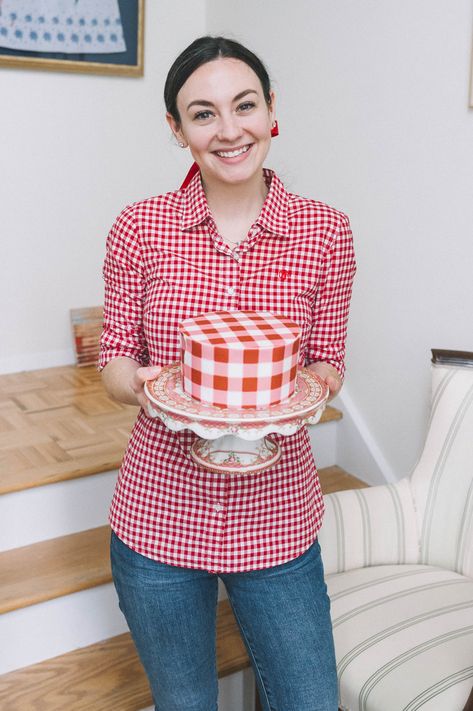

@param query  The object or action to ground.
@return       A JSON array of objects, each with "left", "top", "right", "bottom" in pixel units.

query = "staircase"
[{"left": 0, "top": 365, "right": 366, "bottom": 710}]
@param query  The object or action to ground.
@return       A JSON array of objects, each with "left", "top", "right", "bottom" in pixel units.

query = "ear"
[
  {"left": 268, "top": 90, "right": 276, "bottom": 123},
  {"left": 166, "top": 112, "right": 186, "bottom": 146}
]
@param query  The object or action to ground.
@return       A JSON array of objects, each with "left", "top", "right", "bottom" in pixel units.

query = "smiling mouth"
[{"left": 214, "top": 144, "right": 252, "bottom": 159}]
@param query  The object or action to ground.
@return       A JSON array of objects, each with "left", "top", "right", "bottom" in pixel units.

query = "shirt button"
[
  {"left": 233, "top": 252, "right": 240, "bottom": 261},
  {"left": 227, "top": 286, "right": 236, "bottom": 296},
  {"left": 214, "top": 503, "right": 224, "bottom": 513}
]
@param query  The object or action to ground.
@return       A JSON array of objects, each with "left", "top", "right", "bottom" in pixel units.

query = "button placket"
[{"left": 223, "top": 247, "right": 241, "bottom": 308}]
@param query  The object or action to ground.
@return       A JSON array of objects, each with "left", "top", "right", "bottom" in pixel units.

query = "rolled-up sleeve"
[
  {"left": 305, "top": 213, "right": 356, "bottom": 379},
  {"left": 98, "top": 205, "right": 149, "bottom": 371}
]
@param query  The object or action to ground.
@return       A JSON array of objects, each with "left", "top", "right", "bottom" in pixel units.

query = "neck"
[{"left": 202, "top": 170, "right": 268, "bottom": 221}]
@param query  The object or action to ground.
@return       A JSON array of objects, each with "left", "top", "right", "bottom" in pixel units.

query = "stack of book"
[{"left": 70, "top": 306, "right": 104, "bottom": 367}]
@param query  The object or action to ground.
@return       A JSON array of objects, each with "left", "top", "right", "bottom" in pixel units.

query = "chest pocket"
[{"left": 241, "top": 261, "right": 320, "bottom": 363}]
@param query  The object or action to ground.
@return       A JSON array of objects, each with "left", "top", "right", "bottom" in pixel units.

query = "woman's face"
[{"left": 168, "top": 57, "right": 275, "bottom": 188}]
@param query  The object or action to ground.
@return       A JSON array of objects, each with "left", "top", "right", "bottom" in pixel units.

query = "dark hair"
[{"left": 164, "top": 36, "right": 272, "bottom": 126}]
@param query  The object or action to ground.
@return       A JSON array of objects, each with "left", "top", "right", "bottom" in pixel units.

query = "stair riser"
[
  {"left": 0, "top": 424, "right": 337, "bottom": 552},
  {"left": 2, "top": 579, "right": 228, "bottom": 674},
  {"left": 0, "top": 583, "right": 126, "bottom": 674},
  {"left": 308, "top": 421, "right": 337, "bottom": 469},
  {"left": 140, "top": 671, "right": 255, "bottom": 711},
  {"left": 0, "top": 470, "right": 117, "bottom": 552}
]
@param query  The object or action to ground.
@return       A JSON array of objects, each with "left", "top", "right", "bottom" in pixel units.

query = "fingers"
[
  {"left": 131, "top": 365, "right": 161, "bottom": 391},
  {"left": 131, "top": 366, "right": 163, "bottom": 417},
  {"left": 325, "top": 375, "right": 341, "bottom": 402},
  {"left": 136, "top": 365, "right": 163, "bottom": 383}
]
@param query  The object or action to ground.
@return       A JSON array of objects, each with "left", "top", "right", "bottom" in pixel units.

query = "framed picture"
[
  {"left": 470, "top": 39, "right": 473, "bottom": 108},
  {"left": 0, "top": 0, "right": 144, "bottom": 77}
]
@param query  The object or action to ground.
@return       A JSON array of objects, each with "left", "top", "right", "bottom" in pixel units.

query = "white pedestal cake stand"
[{"left": 144, "top": 363, "right": 329, "bottom": 475}]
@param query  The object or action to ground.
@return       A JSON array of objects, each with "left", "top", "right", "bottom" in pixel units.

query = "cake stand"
[{"left": 144, "top": 362, "right": 328, "bottom": 475}]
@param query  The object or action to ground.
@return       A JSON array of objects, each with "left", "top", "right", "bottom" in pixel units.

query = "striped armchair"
[{"left": 318, "top": 351, "right": 473, "bottom": 711}]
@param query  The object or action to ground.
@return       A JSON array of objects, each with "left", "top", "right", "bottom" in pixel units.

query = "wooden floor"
[
  {"left": 319, "top": 464, "right": 367, "bottom": 494},
  {"left": 0, "top": 364, "right": 342, "bottom": 495},
  {"left": 0, "top": 526, "right": 110, "bottom": 615},
  {"left": 0, "top": 366, "right": 136, "bottom": 494},
  {"left": 0, "top": 599, "right": 248, "bottom": 711}
]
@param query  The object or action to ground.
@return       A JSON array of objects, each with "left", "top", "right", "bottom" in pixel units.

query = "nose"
[{"left": 216, "top": 113, "right": 243, "bottom": 143}]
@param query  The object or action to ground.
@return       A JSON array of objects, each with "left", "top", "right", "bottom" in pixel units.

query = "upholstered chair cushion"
[
  {"left": 319, "top": 478, "right": 420, "bottom": 577},
  {"left": 320, "top": 357, "right": 473, "bottom": 709},
  {"left": 410, "top": 364, "right": 473, "bottom": 577},
  {"left": 327, "top": 564, "right": 473, "bottom": 711}
]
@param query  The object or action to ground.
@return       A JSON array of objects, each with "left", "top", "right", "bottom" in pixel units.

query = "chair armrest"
[{"left": 318, "top": 478, "right": 420, "bottom": 575}]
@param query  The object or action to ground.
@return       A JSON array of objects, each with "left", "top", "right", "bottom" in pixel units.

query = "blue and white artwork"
[{"left": 0, "top": 0, "right": 126, "bottom": 53}]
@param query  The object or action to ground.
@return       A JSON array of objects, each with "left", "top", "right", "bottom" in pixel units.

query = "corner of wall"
[
  {"left": 0, "top": 348, "right": 76, "bottom": 376},
  {"left": 335, "top": 385, "right": 398, "bottom": 486}
]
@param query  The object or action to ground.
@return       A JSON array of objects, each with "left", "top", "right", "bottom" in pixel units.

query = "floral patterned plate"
[{"left": 143, "top": 363, "right": 328, "bottom": 474}]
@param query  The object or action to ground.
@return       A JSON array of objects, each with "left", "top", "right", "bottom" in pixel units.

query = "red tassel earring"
[{"left": 271, "top": 120, "right": 279, "bottom": 138}]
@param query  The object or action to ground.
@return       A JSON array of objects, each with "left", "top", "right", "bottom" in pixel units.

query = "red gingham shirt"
[{"left": 99, "top": 169, "right": 356, "bottom": 573}]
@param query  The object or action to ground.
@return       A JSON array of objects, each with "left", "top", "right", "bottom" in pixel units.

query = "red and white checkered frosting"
[{"left": 179, "top": 311, "right": 301, "bottom": 409}]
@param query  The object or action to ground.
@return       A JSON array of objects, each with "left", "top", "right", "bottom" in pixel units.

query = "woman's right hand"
[
  {"left": 130, "top": 365, "right": 163, "bottom": 416},
  {"left": 101, "top": 358, "right": 162, "bottom": 415}
]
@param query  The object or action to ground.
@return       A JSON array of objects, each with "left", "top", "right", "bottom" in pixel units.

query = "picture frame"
[
  {"left": 0, "top": 0, "right": 144, "bottom": 77},
  {"left": 470, "top": 38, "right": 473, "bottom": 108}
]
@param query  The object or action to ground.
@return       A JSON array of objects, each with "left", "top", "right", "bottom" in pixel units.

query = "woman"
[{"left": 100, "top": 36, "right": 356, "bottom": 711}]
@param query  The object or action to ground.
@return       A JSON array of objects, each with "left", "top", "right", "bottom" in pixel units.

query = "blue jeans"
[{"left": 110, "top": 532, "right": 338, "bottom": 711}]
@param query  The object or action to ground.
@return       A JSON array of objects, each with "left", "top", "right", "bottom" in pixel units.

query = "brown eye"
[
  {"left": 237, "top": 102, "right": 256, "bottom": 112},
  {"left": 194, "top": 110, "right": 213, "bottom": 120}
]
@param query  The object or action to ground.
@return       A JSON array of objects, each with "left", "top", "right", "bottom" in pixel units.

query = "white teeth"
[{"left": 216, "top": 145, "right": 250, "bottom": 158}]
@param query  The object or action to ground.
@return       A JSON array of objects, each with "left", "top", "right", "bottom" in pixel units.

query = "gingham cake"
[{"left": 179, "top": 311, "right": 301, "bottom": 409}]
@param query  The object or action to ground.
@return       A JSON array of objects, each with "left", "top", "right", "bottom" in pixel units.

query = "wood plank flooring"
[
  {"left": 0, "top": 526, "right": 110, "bottom": 615},
  {"left": 0, "top": 366, "right": 136, "bottom": 494},
  {"left": 317, "top": 465, "right": 368, "bottom": 494},
  {"left": 0, "top": 365, "right": 342, "bottom": 495},
  {"left": 0, "top": 600, "right": 247, "bottom": 711}
]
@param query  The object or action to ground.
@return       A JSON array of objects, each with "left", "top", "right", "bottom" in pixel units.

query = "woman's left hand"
[{"left": 307, "top": 362, "right": 342, "bottom": 402}]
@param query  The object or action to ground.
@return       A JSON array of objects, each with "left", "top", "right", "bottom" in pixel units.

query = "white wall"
[
  {"left": 0, "top": 0, "right": 206, "bottom": 373},
  {"left": 206, "top": 0, "right": 473, "bottom": 483}
]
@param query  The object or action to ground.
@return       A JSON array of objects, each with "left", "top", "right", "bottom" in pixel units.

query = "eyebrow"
[{"left": 186, "top": 89, "right": 258, "bottom": 111}]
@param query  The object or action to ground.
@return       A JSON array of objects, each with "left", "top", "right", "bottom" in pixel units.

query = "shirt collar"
[
  {"left": 179, "top": 172, "right": 212, "bottom": 231},
  {"left": 257, "top": 169, "right": 290, "bottom": 237},
  {"left": 179, "top": 168, "right": 290, "bottom": 238}
]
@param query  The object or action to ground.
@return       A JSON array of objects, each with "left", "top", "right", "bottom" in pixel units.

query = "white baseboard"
[
  {"left": 336, "top": 386, "right": 397, "bottom": 485},
  {"left": 0, "top": 348, "right": 76, "bottom": 375}
]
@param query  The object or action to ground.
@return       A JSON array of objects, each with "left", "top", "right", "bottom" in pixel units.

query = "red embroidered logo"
[{"left": 278, "top": 269, "right": 290, "bottom": 281}]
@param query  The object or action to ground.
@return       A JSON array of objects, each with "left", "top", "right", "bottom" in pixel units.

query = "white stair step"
[
  {"left": 0, "top": 524, "right": 230, "bottom": 674},
  {"left": 0, "top": 583, "right": 126, "bottom": 674},
  {"left": 0, "top": 420, "right": 340, "bottom": 552},
  {"left": 0, "top": 581, "right": 229, "bottom": 677},
  {"left": 0, "top": 599, "right": 255, "bottom": 711},
  {"left": 0, "top": 470, "right": 117, "bottom": 552}
]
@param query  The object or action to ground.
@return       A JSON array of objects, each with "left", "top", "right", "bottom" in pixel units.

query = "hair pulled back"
[{"left": 164, "top": 36, "right": 272, "bottom": 126}]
